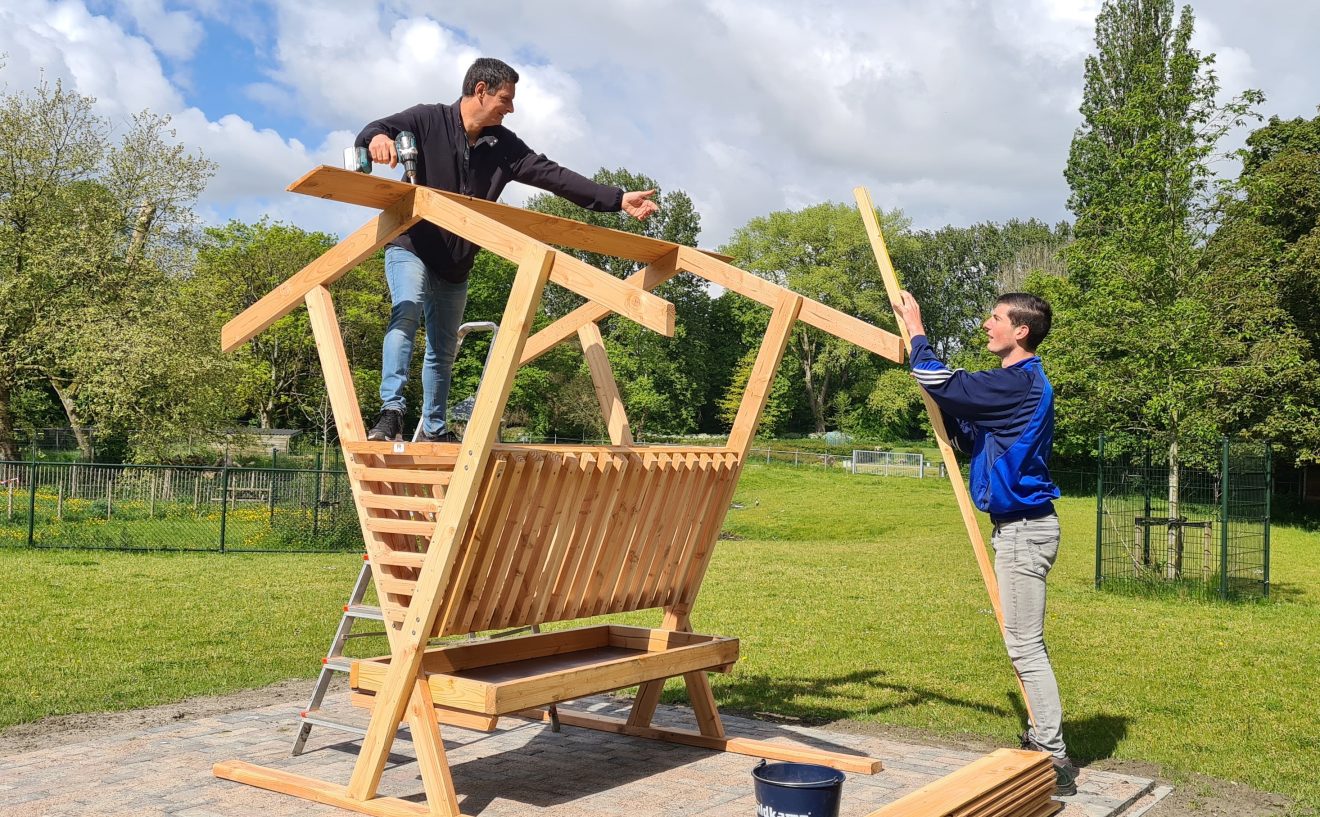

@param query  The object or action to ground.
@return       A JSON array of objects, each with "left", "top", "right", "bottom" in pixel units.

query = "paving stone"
[{"left": 0, "top": 693, "right": 1157, "bottom": 817}]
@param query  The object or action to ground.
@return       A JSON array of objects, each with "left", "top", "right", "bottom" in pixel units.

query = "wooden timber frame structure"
[{"left": 211, "top": 166, "right": 905, "bottom": 817}]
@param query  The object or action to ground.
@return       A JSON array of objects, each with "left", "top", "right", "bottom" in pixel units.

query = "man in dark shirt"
[{"left": 355, "top": 57, "right": 658, "bottom": 442}]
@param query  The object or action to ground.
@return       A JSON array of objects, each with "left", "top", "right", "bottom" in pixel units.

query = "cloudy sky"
[{"left": 2, "top": 0, "right": 1316, "bottom": 250}]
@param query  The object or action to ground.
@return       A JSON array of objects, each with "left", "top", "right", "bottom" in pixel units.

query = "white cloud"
[
  {"left": 113, "top": 0, "right": 205, "bottom": 61},
  {"left": 0, "top": 0, "right": 183, "bottom": 117},
  {"left": 2, "top": 0, "right": 1316, "bottom": 251}
]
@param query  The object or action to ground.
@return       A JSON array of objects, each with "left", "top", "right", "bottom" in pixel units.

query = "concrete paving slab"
[{"left": 0, "top": 693, "right": 1158, "bottom": 817}]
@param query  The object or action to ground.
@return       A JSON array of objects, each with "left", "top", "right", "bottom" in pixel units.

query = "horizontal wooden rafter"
[{"left": 286, "top": 165, "right": 730, "bottom": 264}]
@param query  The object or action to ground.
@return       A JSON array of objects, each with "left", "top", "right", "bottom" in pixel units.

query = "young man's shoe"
[
  {"left": 1051, "top": 758, "right": 1079, "bottom": 796},
  {"left": 1019, "top": 732, "right": 1078, "bottom": 796},
  {"left": 367, "top": 408, "right": 404, "bottom": 441},
  {"left": 417, "top": 428, "right": 461, "bottom": 444}
]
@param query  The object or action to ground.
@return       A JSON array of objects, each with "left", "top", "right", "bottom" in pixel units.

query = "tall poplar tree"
[{"left": 1045, "top": 0, "right": 1264, "bottom": 468}]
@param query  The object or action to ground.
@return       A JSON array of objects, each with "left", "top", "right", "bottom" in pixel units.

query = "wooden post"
[
  {"left": 854, "top": 186, "right": 1034, "bottom": 725},
  {"left": 106, "top": 474, "right": 114, "bottom": 520},
  {"left": 56, "top": 480, "right": 63, "bottom": 521},
  {"left": 149, "top": 471, "right": 157, "bottom": 519},
  {"left": 346, "top": 244, "right": 555, "bottom": 803},
  {"left": 578, "top": 322, "right": 634, "bottom": 445}
]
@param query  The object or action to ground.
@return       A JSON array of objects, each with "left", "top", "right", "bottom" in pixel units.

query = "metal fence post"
[
  {"left": 1094, "top": 433, "right": 1105, "bottom": 589},
  {"left": 268, "top": 467, "right": 278, "bottom": 526},
  {"left": 312, "top": 453, "right": 323, "bottom": 543},
  {"left": 1263, "top": 442, "right": 1271, "bottom": 598},
  {"left": 219, "top": 464, "right": 230, "bottom": 553},
  {"left": 1142, "top": 446, "right": 1152, "bottom": 567},
  {"left": 1219, "top": 437, "right": 1230, "bottom": 601},
  {"left": 26, "top": 444, "right": 38, "bottom": 548}
]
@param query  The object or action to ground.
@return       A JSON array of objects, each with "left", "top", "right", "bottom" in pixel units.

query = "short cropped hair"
[
  {"left": 462, "top": 58, "right": 519, "bottom": 96},
  {"left": 996, "top": 292, "right": 1052, "bottom": 351}
]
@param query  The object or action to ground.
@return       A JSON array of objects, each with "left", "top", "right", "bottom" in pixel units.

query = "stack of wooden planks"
[{"left": 866, "top": 749, "right": 1062, "bottom": 817}]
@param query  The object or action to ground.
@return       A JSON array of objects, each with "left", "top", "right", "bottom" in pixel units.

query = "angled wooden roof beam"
[{"left": 220, "top": 189, "right": 420, "bottom": 353}]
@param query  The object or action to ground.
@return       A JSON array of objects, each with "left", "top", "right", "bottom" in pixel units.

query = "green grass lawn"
[{"left": 3, "top": 463, "right": 1317, "bottom": 808}]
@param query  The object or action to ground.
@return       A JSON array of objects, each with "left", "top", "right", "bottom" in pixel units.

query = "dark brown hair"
[
  {"left": 996, "top": 292, "right": 1052, "bottom": 351},
  {"left": 462, "top": 58, "right": 519, "bottom": 96}
]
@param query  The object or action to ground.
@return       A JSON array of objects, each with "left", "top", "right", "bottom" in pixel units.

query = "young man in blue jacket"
[
  {"left": 355, "top": 57, "right": 659, "bottom": 442},
  {"left": 892, "top": 290, "right": 1078, "bottom": 796}
]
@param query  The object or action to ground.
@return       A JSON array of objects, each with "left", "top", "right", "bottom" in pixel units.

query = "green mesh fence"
[
  {"left": 1095, "top": 436, "right": 1270, "bottom": 600},
  {"left": 0, "top": 461, "right": 359, "bottom": 553}
]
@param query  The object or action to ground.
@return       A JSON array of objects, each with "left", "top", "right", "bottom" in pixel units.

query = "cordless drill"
[{"left": 395, "top": 131, "right": 418, "bottom": 184}]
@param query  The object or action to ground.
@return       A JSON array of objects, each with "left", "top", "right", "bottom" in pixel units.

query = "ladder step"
[
  {"left": 298, "top": 712, "right": 367, "bottom": 736},
  {"left": 345, "top": 604, "right": 384, "bottom": 620},
  {"left": 364, "top": 517, "right": 436, "bottom": 536},
  {"left": 322, "top": 657, "right": 352, "bottom": 672},
  {"left": 375, "top": 574, "right": 419, "bottom": 597}
]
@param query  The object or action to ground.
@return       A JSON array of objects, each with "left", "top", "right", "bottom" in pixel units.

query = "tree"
[
  {"left": 716, "top": 346, "right": 796, "bottom": 437},
  {"left": 525, "top": 168, "right": 721, "bottom": 436},
  {"left": 192, "top": 220, "right": 393, "bottom": 445},
  {"left": 194, "top": 219, "right": 337, "bottom": 429},
  {"left": 1048, "top": 0, "right": 1294, "bottom": 563},
  {"left": 1203, "top": 113, "right": 1320, "bottom": 462},
  {"left": 0, "top": 77, "right": 216, "bottom": 460},
  {"left": 900, "top": 219, "right": 1072, "bottom": 361},
  {"left": 721, "top": 202, "right": 912, "bottom": 434}
]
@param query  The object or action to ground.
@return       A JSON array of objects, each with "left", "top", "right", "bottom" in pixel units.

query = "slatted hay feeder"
[{"left": 211, "top": 167, "right": 905, "bottom": 817}]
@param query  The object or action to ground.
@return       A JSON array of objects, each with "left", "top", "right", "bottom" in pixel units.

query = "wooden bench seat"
[{"left": 349, "top": 625, "right": 737, "bottom": 717}]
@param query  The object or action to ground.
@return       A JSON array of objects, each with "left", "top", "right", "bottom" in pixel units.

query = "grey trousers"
[{"left": 992, "top": 513, "right": 1068, "bottom": 759}]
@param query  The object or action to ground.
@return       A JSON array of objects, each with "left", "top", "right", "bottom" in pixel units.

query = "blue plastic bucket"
[{"left": 752, "top": 759, "right": 846, "bottom": 817}]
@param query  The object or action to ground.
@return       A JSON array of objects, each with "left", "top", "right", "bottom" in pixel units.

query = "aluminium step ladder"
[
  {"left": 292, "top": 556, "right": 383, "bottom": 754},
  {"left": 291, "top": 557, "right": 560, "bottom": 753}
]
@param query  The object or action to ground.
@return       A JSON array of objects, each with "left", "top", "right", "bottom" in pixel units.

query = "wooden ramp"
[{"left": 212, "top": 167, "right": 909, "bottom": 817}]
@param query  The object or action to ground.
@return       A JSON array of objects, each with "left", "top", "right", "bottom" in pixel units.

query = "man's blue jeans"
[
  {"left": 992, "top": 513, "right": 1068, "bottom": 760},
  {"left": 380, "top": 246, "right": 468, "bottom": 436}
]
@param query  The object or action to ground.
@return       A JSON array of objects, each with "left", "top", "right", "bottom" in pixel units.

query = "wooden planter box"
[{"left": 350, "top": 624, "right": 738, "bottom": 716}]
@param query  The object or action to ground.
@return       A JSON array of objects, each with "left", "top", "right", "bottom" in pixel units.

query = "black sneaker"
[
  {"left": 1052, "top": 758, "right": 1079, "bottom": 796},
  {"left": 417, "top": 428, "right": 461, "bottom": 444},
  {"left": 1019, "top": 732, "right": 1078, "bottom": 797},
  {"left": 367, "top": 408, "right": 404, "bottom": 441}
]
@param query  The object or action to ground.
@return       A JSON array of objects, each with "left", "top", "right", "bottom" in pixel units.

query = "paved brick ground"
[{"left": 0, "top": 691, "right": 1161, "bottom": 817}]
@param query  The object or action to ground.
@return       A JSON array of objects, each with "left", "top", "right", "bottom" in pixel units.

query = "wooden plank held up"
[{"left": 852, "top": 186, "right": 1034, "bottom": 725}]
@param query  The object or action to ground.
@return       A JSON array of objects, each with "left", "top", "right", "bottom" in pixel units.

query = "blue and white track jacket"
[{"left": 908, "top": 335, "right": 1059, "bottom": 520}]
